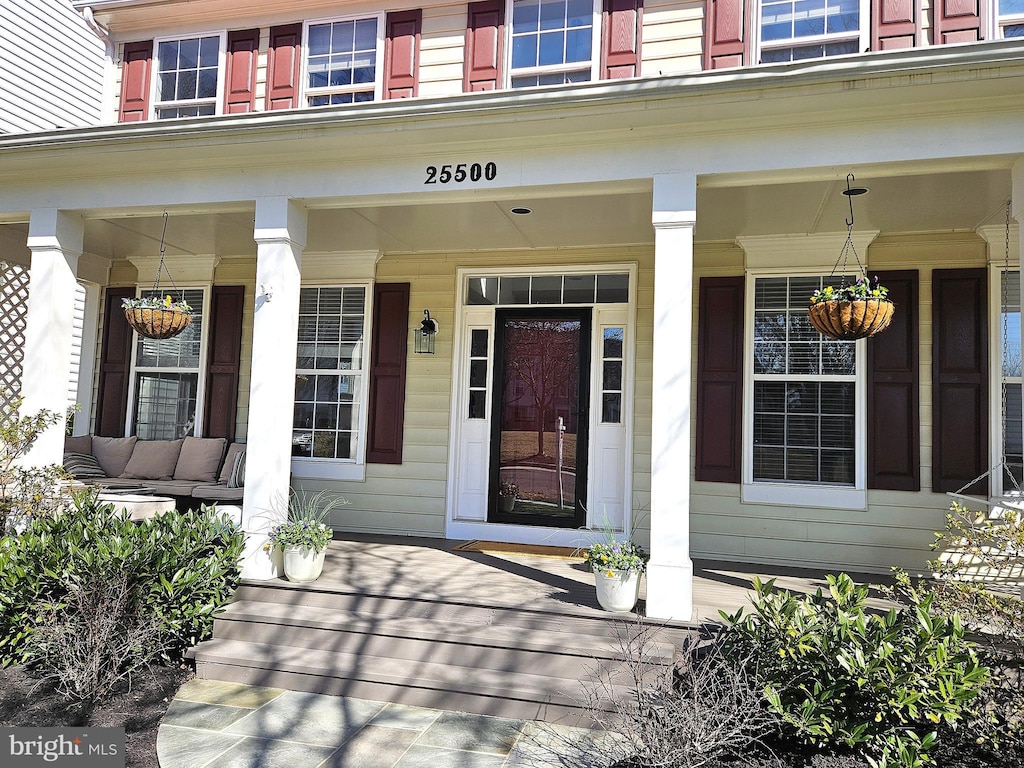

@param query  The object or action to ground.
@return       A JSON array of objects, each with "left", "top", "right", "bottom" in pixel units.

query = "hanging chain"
[
  {"left": 830, "top": 174, "right": 868, "bottom": 288},
  {"left": 150, "top": 210, "right": 184, "bottom": 301}
]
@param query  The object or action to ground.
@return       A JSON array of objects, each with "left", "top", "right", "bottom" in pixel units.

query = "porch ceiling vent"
[
  {"left": 122, "top": 211, "right": 194, "bottom": 340},
  {"left": 806, "top": 174, "right": 895, "bottom": 341},
  {"left": 415, "top": 309, "right": 438, "bottom": 354}
]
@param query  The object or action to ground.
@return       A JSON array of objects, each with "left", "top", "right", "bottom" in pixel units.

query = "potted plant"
[
  {"left": 265, "top": 489, "right": 348, "bottom": 583},
  {"left": 122, "top": 294, "right": 194, "bottom": 340},
  {"left": 807, "top": 275, "right": 894, "bottom": 341},
  {"left": 583, "top": 536, "right": 648, "bottom": 612},
  {"left": 497, "top": 480, "right": 518, "bottom": 513}
]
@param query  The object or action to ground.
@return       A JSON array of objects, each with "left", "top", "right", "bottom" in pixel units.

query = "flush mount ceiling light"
[{"left": 510, "top": 207, "right": 532, "bottom": 215}]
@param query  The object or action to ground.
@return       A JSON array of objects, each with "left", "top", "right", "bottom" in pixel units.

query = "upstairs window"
[
  {"left": 154, "top": 35, "right": 222, "bottom": 119},
  {"left": 509, "top": 0, "right": 597, "bottom": 87},
  {"left": 999, "top": 0, "right": 1024, "bottom": 37},
  {"left": 305, "top": 17, "right": 383, "bottom": 105},
  {"left": 758, "top": 0, "right": 865, "bottom": 63}
]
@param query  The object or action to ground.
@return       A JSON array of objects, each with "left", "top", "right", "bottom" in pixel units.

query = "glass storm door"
[{"left": 489, "top": 309, "right": 591, "bottom": 527}]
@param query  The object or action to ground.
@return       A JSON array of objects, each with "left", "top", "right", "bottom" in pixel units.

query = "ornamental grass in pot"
[{"left": 265, "top": 489, "right": 348, "bottom": 583}]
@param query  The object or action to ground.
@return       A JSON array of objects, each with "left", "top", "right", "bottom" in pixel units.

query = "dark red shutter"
[
  {"left": 118, "top": 40, "right": 153, "bottom": 122},
  {"left": 868, "top": 271, "right": 919, "bottom": 490},
  {"left": 871, "top": 0, "right": 921, "bottom": 50},
  {"left": 266, "top": 24, "right": 302, "bottom": 110},
  {"left": 202, "top": 286, "right": 245, "bottom": 441},
  {"left": 602, "top": 0, "right": 642, "bottom": 79},
  {"left": 366, "top": 283, "right": 410, "bottom": 464},
  {"left": 224, "top": 29, "right": 259, "bottom": 114},
  {"left": 933, "top": 0, "right": 982, "bottom": 44},
  {"left": 95, "top": 288, "right": 135, "bottom": 436},
  {"left": 695, "top": 276, "right": 744, "bottom": 483},
  {"left": 464, "top": 0, "right": 504, "bottom": 92},
  {"left": 932, "top": 269, "right": 988, "bottom": 494},
  {"left": 384, "top": 10, "right": 422, "bottom": 99},
  {"left": 704, "top": 0, "right": 749, "bottom": 69}
]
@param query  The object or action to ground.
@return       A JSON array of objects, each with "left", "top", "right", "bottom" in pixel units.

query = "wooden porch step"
[
  {"left": 189, "top": 638, "right": 621, "bottom": 724},
  {"left": 210, "top": 600, "right": 676, "bottom": 680}
]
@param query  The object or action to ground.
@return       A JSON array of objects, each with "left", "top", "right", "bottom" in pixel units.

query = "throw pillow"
[
  {"left": 227, "top": 450, "right": 246, "bottom": 489},
  {"left": 62, "top": 451, "right": 106, "bottom": 480},
  {"left": 91, "top": 436, "right": 138, "bottom": 477},
  {"left": 219, "top": 442, "right": 246, "bottom": 485},
  {"left": 173, "top": 436, "right": 227, "bottom": 482},
  {"left": 121, "top": 439, "right": 184, "bottom": 481}
]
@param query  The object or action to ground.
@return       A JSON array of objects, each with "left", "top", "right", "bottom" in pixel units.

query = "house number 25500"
[{"left": 425, "top": 162, "right": 497, "bottom": 184}]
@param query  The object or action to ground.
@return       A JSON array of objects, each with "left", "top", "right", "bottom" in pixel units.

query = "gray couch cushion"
[
  {"left": 64, "top": 435, "right": 92, "bottom": 454},
  {"left": 122, "top": 439, "right": 184, "bottom": 481},
  {"left": 173, "top": 436, "right": 227, "bottom": 482},
  {"left": 144, "top": 480, "right": 217, "bottom": 496},
  {"left": 192, "top": 485, "right": 244, "bottom": 501},
  {"left": 91, "top": 436, "right": 138, "bottom": 477}
]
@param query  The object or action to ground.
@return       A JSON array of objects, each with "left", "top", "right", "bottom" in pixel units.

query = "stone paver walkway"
[{"left": 157, "top": 679, "right": 620, "bottom": 768}]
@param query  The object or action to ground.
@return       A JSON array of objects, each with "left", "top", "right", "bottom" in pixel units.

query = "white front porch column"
[
  {"left": 1013, "top": 160, "right": 1024, "bottom": 445},
  {"left": 646, "top": 173, "right": 697, "bottom": 622},
  {"left": 241, "top": 197, "right": 307, "bottom": 579},
  {"left": 21, "top": 209, "right": 84, "bottom": 466}
]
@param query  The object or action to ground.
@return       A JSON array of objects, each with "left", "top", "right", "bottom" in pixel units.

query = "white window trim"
[
  {"left": 992, "top": 0, "right": 1024, "bottom": 38},
  {"left": 290, "top": 279, "right": 374, "bottom": 483},
  {"left": 302, "top": 14, "right": 386, "bottom": 108},
  {"left": 149, "top": 31, "right": 227, "bottom": 120},
  {"left": 754, "top": 0, "right": 869, "bottom": 63},
  {"left": 446, "top": 263, "right": 638, "bottom": 546},
  {"left": 741, "top": 270, "right": 867, "bottom": 511},
  {"left": 504, "top": 0, "right": 602, "bottom": 87},
  {"left": 126, "top": 285, "right": 209, "bottom": 438}
]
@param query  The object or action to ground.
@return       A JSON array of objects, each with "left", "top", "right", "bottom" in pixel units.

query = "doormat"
[{"left": 453, "top": 540, "right": 585, "bottom": 560}]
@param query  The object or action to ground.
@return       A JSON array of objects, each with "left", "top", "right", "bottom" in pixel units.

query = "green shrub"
[
  {"left": 721, "top": 573, "right": 987, "bottom": 768},
  {"left": 0, "top": 492, "right": 244, "bottom": 668}
]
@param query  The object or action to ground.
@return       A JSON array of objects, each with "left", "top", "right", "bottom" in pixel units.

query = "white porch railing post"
[
  {"left": 647, "top": 173, "right": 697, "bottom": 622},
  {"left": 241, "top": 197, "right": 307, "bottom": 579},
  {"left": 20, "top": 209, "right": 84, "bottom": 466}
]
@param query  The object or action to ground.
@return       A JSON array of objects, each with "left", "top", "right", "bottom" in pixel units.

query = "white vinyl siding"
[{"left": 0, "top": 0, "right": 104, "bottom": 133}]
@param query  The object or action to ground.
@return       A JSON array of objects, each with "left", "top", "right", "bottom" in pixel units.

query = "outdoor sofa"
[{"left": 62, "top": 435, "right": 245, "bottom": 506}]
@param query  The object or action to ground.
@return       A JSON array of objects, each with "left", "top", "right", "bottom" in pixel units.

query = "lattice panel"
[{"left": 0, "top": 260, "right": 30, "bottom": 421}]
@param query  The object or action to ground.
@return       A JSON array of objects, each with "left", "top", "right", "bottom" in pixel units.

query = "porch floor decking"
[{"left": 189, "top": 533, "right": 894, "bottom": 726}]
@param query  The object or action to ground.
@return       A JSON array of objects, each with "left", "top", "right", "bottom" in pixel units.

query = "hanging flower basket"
[
  {"left": 123, "top": 301, "right": 193, "bottom": 340},
  {"left": 808, "top": 297, "right": 895, "bottom": 341}
]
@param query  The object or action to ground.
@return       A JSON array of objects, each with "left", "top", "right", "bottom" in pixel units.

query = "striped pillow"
[
  {"left": 63, "top": 451, "right": 107, "bottom": 480},
  {"left": 227, "top": 450, "right": 246, "bottom": 489}
]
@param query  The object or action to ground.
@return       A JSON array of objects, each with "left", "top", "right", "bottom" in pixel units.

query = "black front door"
[{"left": 488, "top": 308, "right": 591, "bottom": 527}]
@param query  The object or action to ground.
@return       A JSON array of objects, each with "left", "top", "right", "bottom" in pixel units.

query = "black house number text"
[{"left": 425, "top": 162, "right": 497, "bottom": 184}]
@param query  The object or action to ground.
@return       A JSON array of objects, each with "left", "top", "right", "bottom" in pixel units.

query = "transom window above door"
[
  {"left": 758, "top": 0, "right": 864, "bottom": 63},
  {"left": 509, "top": 0, "right": 597, "bottom": 87},
  {"left": 154, "top": 35, "right": 222, "bottom": 119},
  {"left": 466, "top": 272, "right": 628, "bottom": 305},
  {"left": 305, "top": 17, "right": 382, "bottom": 106}
]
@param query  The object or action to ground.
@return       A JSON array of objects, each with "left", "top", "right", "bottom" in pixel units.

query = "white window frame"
[
  {"left": 988, "top": 265, "right": 1024, "bottom": 498},
  {"left": 505, "top": 0, "right": 601, "bottom": 88},
  {"left": 126, "top": 286, "right": 209, "bottom": 439},
  {"left": 302, "top": 14, "right": 386, "bottom": 108},
  {"left": 150, "top": 32, "right": 227, "bottom": 120},
  {"left": 993, "top": 0, "right": 1024, "bottom": 38},
  {"left": 754, "top": 0, "right": 869, "bottom": 64},
  {"left": 290, "top": 280, "right": 374, "bottom": 483},
  {"left": 741, "top": 271, "right": 867, "bottom": 510}
]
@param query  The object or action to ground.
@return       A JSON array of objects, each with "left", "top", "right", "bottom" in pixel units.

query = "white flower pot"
[
  {"left": 282, "top": 546, "right": 327, "bottom": 583},
  {"left": 593, "top": 566, "right": 642, "bottom": 612}
]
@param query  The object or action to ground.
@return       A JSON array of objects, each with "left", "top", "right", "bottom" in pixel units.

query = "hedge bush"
[
  {"left": 721, "top": 573, "right": 987, "bottom": 768},
  {"left": 0, "top": 492, "right": 244, "bottom": 668}
]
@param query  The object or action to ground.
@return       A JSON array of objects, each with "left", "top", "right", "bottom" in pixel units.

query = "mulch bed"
[{"left": 0, "top": 664, "right": 191, "bottom": 768}]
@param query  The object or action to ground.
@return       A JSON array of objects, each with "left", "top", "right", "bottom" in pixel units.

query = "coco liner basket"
[
  {"left": 807, "top": 297, "right": 895, "bottom": 341},
  {"left": 124, "top": 306, "right": 193, "bottom": 340}
]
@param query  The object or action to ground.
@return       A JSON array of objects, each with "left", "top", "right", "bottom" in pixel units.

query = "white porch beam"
[
  {"left": 20, "top": 209, "right": 84, "bottom": 466},
  {"left": 647, "top": 173, "right": 697, "bottom": 622},
  {"left": 241, "top": 197, "right": 307, "bottom": 580}
]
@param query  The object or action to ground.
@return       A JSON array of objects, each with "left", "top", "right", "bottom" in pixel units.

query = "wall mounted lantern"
[{"left": 415, "top": 309, "right": 439, "bottom": 354}]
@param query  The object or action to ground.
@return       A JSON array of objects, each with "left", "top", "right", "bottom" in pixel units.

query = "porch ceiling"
[{"left": 0, "top": 167, "right": 1012, "bottom": 266}]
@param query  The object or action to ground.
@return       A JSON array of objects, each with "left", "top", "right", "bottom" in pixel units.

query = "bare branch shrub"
[
  {"left": 549, "top": 619, "right": 784, "bottom": 768},
  {"left": 26, "top": 569, "right": 164, "bottom": 707}
]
